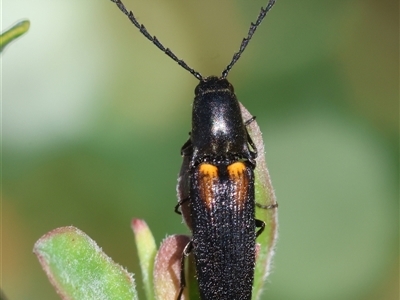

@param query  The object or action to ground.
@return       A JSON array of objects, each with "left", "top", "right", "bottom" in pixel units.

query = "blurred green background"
[{"left": 2, "top": 0, "right": 398, "bottom": 299}]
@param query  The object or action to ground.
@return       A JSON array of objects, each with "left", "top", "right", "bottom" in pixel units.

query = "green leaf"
[
  {"left": 0, "top": 20, "right": 30, "bottom": 52},
  {"left": 239, "top": 103, "right": 279, "bottom": 300},
  {"left": 131, "top": 219, "right": 157, "bottom": 300},
  {"left": 34, "top": 226, "right": 138, "bottom": 300}
]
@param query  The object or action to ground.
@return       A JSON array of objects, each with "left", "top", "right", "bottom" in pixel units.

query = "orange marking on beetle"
[
  {"left": 227, "top": 162, "right": 249, "bottom": 209},
  {"left": 199, "top": 163, "right": 218, "bottom": 178},
  {"left": 198, "top": 163, "right": 219, "bottom": 209},
  {"left": 227, "top": 161, "right": 246, "bottom": 177}
]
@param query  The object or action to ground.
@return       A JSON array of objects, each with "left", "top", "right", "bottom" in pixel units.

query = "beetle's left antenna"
[{"left": 111, "top": 0, "right": 203, "bottom": 81}]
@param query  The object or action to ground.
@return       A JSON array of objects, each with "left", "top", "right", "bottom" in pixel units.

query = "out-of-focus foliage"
[
  {"left": 2, "top": 0, "right": 398, "bottom": 299},
  {"left": 0, "top": 20, "right": 30, "bottom": 52}
]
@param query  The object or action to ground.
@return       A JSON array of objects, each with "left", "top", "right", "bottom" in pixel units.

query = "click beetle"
[{"left": 110, "top": 1, "right": 278, "bottom": 299}]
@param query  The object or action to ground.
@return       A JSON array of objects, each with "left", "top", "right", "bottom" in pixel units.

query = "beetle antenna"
[
  {"left": 221, "top": 0, "right": 276, "bottom": 79},
  {"left": 111, "top": 0, "right": 203, "bottom": 81}
]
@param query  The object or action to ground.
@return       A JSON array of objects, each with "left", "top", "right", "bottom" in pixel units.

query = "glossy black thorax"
[{"left": 187, "top": 76, "right": 255, "bottom": 167}]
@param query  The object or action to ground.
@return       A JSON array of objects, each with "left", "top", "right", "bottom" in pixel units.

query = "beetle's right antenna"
[
  {"left": 221, "top": 0, "right": 277, "bottom": 79},
  {"left": 111, "top": 0, "right": 203, "bottom": 81}
]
